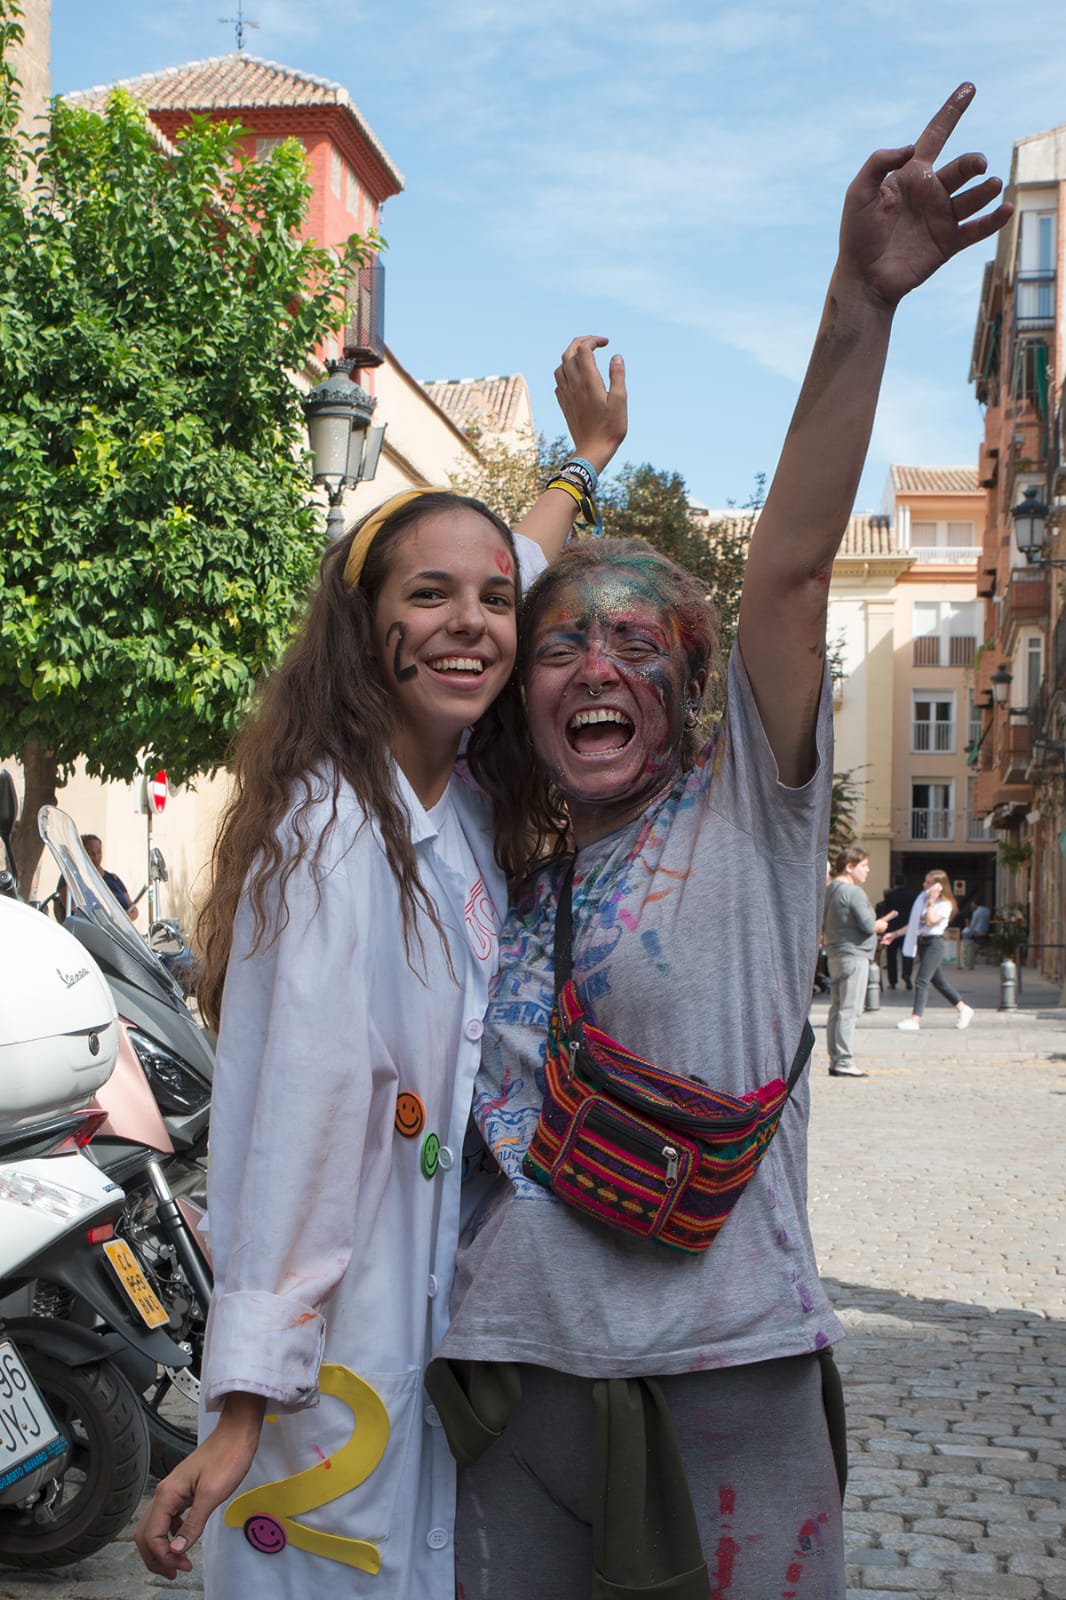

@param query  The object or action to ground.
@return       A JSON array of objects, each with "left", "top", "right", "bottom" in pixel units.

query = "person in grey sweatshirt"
[{"left": 822, "top": 846, "right": 895, "bottom": 1078}]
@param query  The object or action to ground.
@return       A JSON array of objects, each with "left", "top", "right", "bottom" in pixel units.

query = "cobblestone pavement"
[{"left": 1, "top": 964, "right": 1063, "bottom": 1598}]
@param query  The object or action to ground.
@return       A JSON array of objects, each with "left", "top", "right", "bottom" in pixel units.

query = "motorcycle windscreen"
[{"left": 37, "top": 807, "right": 185, "bottom": 1007}]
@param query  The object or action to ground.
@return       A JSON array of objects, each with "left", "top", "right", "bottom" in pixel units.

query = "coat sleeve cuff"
[{"left": 202, "top": 1290, "right": 326, "bottom": 1413}]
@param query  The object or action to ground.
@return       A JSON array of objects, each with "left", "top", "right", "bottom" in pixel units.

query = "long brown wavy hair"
[
  {"left": 484, "top": 537, "right": 722, "bottom": 884},
  {"left": 197, "top": 491, "right": 528, "bottom": 1028}
]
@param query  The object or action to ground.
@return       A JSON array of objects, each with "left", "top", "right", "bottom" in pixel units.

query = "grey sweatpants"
[
  {"left": 826, "top": 953, "right": 869, "bottom": 1071},
  {"left": 456, "top": 1355, "right": 845, "bottom": 1600}
]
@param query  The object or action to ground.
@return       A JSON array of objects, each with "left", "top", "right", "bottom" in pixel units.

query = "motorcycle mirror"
[
  {"left": 149, "top": 921, "right": 184, "bottom": 957},
  {"left": 149, "top": 846, "right": 169, "bottom": 883},
  {"left": 0, "top": 770, "right": 19, "bottom": 874}
]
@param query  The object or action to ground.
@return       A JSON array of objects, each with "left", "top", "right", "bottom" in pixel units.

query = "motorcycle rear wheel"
[{"left": 0, "top": 1353, "right": 150, "bottom": 1567}]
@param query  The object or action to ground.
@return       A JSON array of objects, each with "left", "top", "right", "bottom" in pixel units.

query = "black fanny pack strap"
[
  {"left": 553, "top": 857, "right": 577, "bottom": 996},
  {"left": 553, "top": 858, "right": 813, "bottom": 1096},
  {"left": 787, "top": 1019, "right": 816, "bottom": 1095}
]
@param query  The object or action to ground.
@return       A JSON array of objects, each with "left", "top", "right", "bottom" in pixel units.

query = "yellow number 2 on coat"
[{"left": 224, "top": 1365, "right": 390, "bottom": 1572}]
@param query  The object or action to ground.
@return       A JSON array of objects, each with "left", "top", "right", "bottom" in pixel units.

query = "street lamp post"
[
  {"left": 1011, "top": 485, "right": 1066, "bottom": 568},
  {"left": 990, "top": 663, "right": 1013, "bottom": 706},
  {"left": 302, "top": 358, "right": 383, "bottom": 542}
]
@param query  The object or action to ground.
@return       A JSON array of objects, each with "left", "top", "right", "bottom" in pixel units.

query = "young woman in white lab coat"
[{"left": 134, "top": 337, "right": 626, "bottom": 1599}]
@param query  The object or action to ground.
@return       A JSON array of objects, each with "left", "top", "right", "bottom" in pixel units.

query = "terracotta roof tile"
[
  {"left": 840, "top": 515, "right": 902, "bottom": 557},
  {"left": 890, "top": 465, "right": 979, "bottom": 494},
  {"left": 421, "top": 375, "right": 531, "bottom": 439},
  {"left": 63, "top": 53, "right": 403, "bottom": 189}
]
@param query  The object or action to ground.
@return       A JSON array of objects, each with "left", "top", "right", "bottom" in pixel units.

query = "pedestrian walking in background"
[
  {"left": 877, "top": 875, "right": 915, "bottom": 989},
  {"left": 889, "top": 869, "right": 974, "bottom": 1032},
  {"left": 823, "top": 847, "right": 896, "bottom": 1078}
]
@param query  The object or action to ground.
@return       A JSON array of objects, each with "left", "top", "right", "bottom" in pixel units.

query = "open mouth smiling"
[{"left": 566, "top": 707, "right": 635, "bottom": 754}]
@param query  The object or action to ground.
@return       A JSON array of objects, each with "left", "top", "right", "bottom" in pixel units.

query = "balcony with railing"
[
  {"left": 343, "top": 259, "right": 385, "bottom": 369},
  {"left": 907, "top": 546, "right": 982, "bottom": 566},
  {"left": 911, "top": 719, "right": 955, "bottom": 753},
  {"left": 1015, "top": 271, "right": 1056, "bottom": 329},
  {"left": 911, "top": 807, "right": 953, "bottom": 841},
  {"left": 966, "top": 811, "right": 989, "bottom": 842},
  {"left": 1000, "top": 719, "right": 1031, "bottom": 784},
  {"left": 1002, "top": 567, "right": 1049, "bottom": 637},
  {"left": 911, "top": 634, "right": 977, "bottom": 668}
]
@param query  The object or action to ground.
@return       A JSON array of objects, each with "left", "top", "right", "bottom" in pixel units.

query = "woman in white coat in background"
[
  {"left": 134, "top": 338, "right": 626, "bottom": 1597},
  {"left": 891, "top": 868, "right": 975, "bottom": 1032}
]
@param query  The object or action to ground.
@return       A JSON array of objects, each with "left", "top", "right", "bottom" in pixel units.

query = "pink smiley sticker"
[{"left": 244, "top": 1514, "right": 287, "bottom": 1555}]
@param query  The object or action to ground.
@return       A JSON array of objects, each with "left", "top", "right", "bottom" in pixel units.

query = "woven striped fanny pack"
[{"left": 521, "top": 862, "right": 814, "bottom": 1255}]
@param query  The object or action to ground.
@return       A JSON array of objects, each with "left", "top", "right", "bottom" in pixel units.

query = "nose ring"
[{"left": 588, "top": 685, "right": 603, "bottom": 698}]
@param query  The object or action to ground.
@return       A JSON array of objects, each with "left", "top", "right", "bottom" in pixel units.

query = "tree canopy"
[{"left": 0, "top": 0, "right": 361, "bottom": 882}]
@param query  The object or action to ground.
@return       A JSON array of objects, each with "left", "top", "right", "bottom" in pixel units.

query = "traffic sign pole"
[{"left": 145, "top": 768, "right": 168, "bottom": 923}]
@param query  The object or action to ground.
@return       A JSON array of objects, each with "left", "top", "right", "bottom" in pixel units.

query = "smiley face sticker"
[
  {"left": 394, "top": 1092, "right": 425, "bottom": 1140},
  {"left": 420, "top": 1132, "right": 441, "bottom": 1179},
  {"left": 244, "top": 1514, "right": 287, "bottom": 1556}
]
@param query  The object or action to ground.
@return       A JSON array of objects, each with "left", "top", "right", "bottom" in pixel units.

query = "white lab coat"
[{"left": 199, "top": 763, "right": 506, "bottom": 1599}]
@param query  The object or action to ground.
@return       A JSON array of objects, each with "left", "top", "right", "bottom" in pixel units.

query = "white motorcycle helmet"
[{"left": 0, "top": 899, "right": 118, "bottom": 1128}]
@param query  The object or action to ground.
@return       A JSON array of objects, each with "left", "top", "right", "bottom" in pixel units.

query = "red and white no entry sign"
[{"left": 149, "top": 769, "right": 168, "bottom": 814}]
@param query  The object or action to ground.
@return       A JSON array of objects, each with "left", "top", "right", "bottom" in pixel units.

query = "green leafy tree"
[
  {"left": 449, "top": 426, "right": 569, "bottom": 532},
  {"left": 601, "top": 465, "right": 757, "bottom": 656},
  {"left": 0, "top": 1, "right": 365, "bottom": 886},
  {"left": 827, "top": 767, "right": 868, "bottom": 859}
]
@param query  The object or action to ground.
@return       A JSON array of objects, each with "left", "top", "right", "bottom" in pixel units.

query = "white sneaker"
[
  {"left": 956, "top": 1004, "right": 975, "bottom": 1030},
  {"left": 896, "top": 1019, "right": 920, "bottom": 1032}
]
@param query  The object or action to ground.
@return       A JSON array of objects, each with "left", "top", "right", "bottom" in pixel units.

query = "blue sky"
[{"left": 50, "top": 0, "right": 1066, "bottom": 513}]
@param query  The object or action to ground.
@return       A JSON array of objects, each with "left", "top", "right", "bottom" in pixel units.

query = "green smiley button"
[{"left": 420, "top": 1132, "right": 441, "bottom": 1179}]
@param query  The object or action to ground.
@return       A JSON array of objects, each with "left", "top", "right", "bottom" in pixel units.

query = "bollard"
[
  {"left": 998, "top": 957, "right": 1017, "bottom": 1012},
  {"left": 864, "top": 958, "right": 881, "bottom": 1012}
]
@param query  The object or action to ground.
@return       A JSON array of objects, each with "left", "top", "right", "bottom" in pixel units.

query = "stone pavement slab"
[{"left": 1, "top": 972, "right": 1063, "bottom": 1598}]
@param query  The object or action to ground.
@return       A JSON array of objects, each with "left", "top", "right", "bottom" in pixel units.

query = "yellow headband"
[{"left": 342, "top": 487, "right": 451, "bottom": 589}]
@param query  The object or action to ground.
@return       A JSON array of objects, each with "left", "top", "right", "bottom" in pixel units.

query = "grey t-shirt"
[
  {"left": 822, "top": 878, "right": 877, "bottom": 960},
  {"left": 439, "top": 645, "right": 844, "bottom": 1377}
]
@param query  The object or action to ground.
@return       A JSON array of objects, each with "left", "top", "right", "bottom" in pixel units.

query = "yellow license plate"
[{"left": 102, "top": 1238, "right": 170, "bottom": 1330}]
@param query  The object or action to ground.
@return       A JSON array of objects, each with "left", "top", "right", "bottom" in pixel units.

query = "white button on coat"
[
  {"left": 464, "top": 1017, "right": 484, "bottom": 1041},
  {"left": 427, "top": 1528, "right": 450, "bottom": 1550},
  {"left": 424, "top": 1404, "right": 442, "bottom": 1427},
  {"left": 437, "top": 1146, "right": 454, "bottom": 1171},
  {"left": 427, "top": 1273, "right": 439, "bottom": 1298}
]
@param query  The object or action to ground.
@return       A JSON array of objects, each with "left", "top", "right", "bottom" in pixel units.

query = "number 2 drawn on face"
[
  {"left": 384, "top": 621, "right": 418, "bottom": 682},
  {"left": 223, "top": 1365, "right": 390, "bottom": 1572}
]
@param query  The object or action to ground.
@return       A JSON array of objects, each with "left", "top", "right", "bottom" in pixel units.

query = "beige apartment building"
[{"left": 827, "top": 469, "right": 996, "bottom": 909}]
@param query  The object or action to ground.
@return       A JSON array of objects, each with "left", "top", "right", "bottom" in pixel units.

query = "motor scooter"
[
  {"left": 0, "top": 801, "right": 191, "bottom": 1565},
  {"left": 37, "top": 807, "right": 214, "bottom": 1476}
]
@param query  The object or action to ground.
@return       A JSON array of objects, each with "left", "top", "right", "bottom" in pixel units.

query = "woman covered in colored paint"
[
  {"left": 134, "top": 337, "right": 626, "bottom": 1597},
  {"left": 889, "top": 869, "right": 975, "bottom": 1031},
  {"left": 429, "top": 88, "right": 1010, "bottom": 1599}
]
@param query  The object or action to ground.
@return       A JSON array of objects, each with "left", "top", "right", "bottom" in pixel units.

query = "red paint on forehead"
[{"left": 494, "top": 549, "right": 512, "bottom": 576}]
